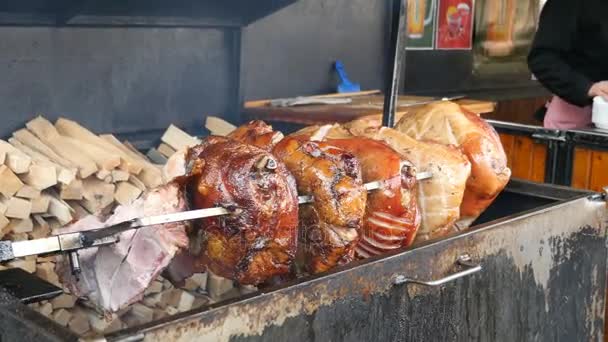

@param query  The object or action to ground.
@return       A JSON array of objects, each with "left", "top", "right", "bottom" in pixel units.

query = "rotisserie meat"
[
  {"left": 58, "top": 182, "right": 190, "bottom": 313},
  {"left": 297, "top": 123, "right": 471, "bottom": 241},
  {"left": 272, "top": 137, "right": 366, "bottom": 273},
  {"left": 227, "top": 120, "right": 284, "bottom": 151},
  {"left": 291, "top": 133, "right": 421, "bottom": 258},
  {"left": 186, "top": 136, "right": 299, "bottom": 285},
  {"left": 394, "top": 101, "right": 511, "bottom": 227}
]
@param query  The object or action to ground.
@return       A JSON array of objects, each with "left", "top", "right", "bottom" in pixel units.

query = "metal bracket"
[{"left": 393, "top": 254, "right": 482, "bottom": 287}]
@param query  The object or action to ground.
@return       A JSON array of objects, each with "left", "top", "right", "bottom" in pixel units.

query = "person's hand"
[{"left": 588, "top": 81, "right": 608, "bottom": 100}]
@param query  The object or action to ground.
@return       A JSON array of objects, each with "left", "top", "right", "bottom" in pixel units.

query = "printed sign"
[
  {"left": 436, "top": 0, "right": 473, "bottom": 50},
  {"left": 406, "top": 0, "right": 437, "bottom": 49}
]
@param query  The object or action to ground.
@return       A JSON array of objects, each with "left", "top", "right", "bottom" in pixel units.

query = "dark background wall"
[{"left": 241, "top": 0, "right": 389, "bottom": 101}]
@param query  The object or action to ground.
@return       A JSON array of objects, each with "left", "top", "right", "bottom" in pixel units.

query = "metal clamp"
[{"left": 393, "top": 254, "right": 482, "bottom": 287}]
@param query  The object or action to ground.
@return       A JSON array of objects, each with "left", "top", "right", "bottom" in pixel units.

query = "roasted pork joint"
[
  {"left": 322, "top": 138, "right": 421, "bottom": 258},
  {"left": 394, "top": 101, "right": 511, "bottom": 227},
  {"left": 273, "top": 137, "right": 366, "bottom": 273},
  {"left": 186, "top": 136, "right": 299, "bottom": 285},
  {"left": 227, "top": 120, "right": 283, "bottom": 151}
]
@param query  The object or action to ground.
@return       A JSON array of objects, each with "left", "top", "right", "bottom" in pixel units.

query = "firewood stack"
[{"left": 0, "top": 115, "right": 245, "bottom": 336}]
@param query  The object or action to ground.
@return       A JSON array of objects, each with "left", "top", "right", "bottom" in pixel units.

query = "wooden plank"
[
  {"left": 9, "top": 137, "right": 76, "bottom": 185},
  {"left": 205, "top": 116, "right": 237, "bottom": 136},
  {"left": 26, "top": 117, "right": 98, "bottom": 178},
  {"left": 100, "top": 135, "right": 162, "bottom": 189},
  {"left": 7, "top": 218, "right": 34, "bottom": 234},
  {"left": 511, "top": 135, "right": 534, "bottom": 180},
  {"left": 161, "top": 124, "right": 200, "bottom": 151},
  {"left": 0, "top": 165, "right": 24, "bottom": 197},
  {"left": 16, "top": 185, "right": 41, "bottom": 199},
  {"left": 571, "top": 147, "right": 592, "bottom": 190},
  {"left": 0, "top": 140, "right": 32, "bottom": 174},
  {"left": 114, "top": 182, "right": 142, "bottom": 206},
  {"left": 146, "top": 149, "right": 168, "bottom": 165},
  {"left": 21, "top": 164, "right": 57, "bottom": 190},
  {"left": 589, "top": 150, "right": 608, "bottom": 192},
  {"left": 0, "top": 214, "right": 9, "bottom": 234},
  {"left": 111, "top": 170, "right": 130, "bottom": 182},
  {"left": 55, "top": 118, "right": 143, "bottom": 174},
  {"left": 243, "top": 90, "right": 382, "bottom": 108},
  {"left": 157, "top": 143, "right": 177, "bottom": 158},
  {"left": 4, "top": 197, "right": 32, "bottom": 219}
]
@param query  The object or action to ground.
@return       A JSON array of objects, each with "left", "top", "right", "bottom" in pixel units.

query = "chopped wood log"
[
  {"left": 7, "top": 232, "right": 28, "bottom": 241},
  {"left": 81, "top": 178, "right": 115, "bottom": 213},
  {"left": 36, "top": 262, "right": 60, "bottom": 287},
  {"left": 207, "top": 272, "right": 234, "bottom": 299},
  {"left": 205, "top": 116, "right": 237, "bottom": 136},
  {"left": 7, "top": 218, "right": 34, "bottom": 234},
  {"left": 9, "top": 137, "right": 77, "bottom": 185},
  {"left": 21, "top": 164, "right": 57, "bottom": 190},
  {"left": 0, "top": 215, "right": 9, "bottom": 234},
  {"left": 60, "top": 179, "right": 84, "bottom": 200},
  {"left": 146, "top": 149, "right": 167, "bottom": 165},
  {"left": 111, "top": 170, "right": 130, "bottom": 182},
  {"left": 0, "top": 151, "right": 5, "bottom": 165},
  {"left": 89, "top": 313, "right": 121, "bottom": 334},
  {"left": 30, "top": 216, "right": 50, "bottom": 239},
  {"left": 0, "top": 140, "right": 32, "bottom": 174},
  {"left": 143, "top": 293, "right": 162, "bottom": 308},
  {"left": 176, "top": 291, "right": 195, "bottom": 312},
  {"left": 55, "top": 118, "right": 143, "bottom": 174},
  {"left": 0, "top": 201, "right": 5, "bottom": 215},
  {"left": 4, "top": 197, "right": 32, "bottom": 219},
  {"left": 157, "top": 143, "right": 176, "bottom": 158},
  {"left": 189, "top": 273, "right": 208, "bottom": 291},
  {"left": 39, "top": 302, "right": 53, "bottom": 317},
  {"left": 144, "top": 280, "right": 164, "bottom": 296},
  {"left": 26, "top": 117, "right": 98, "bottom": 178},
  {"left": 31, "top": 196, "right": 51, "bottom": 214},
  {"left": 124, "top": 303, "right": 154, "bottom": 326},
  {"left": 100, "top": 135, "right": 162, "bottom": 189},
  {"left": 159, "top": 289, "right": 182, "bottom": 308},
  {"left": 129, "top": 176, "right": 146, "bottom": 192},
  {"left": 52, "top": 308, "right": 72, "bottom": 327},
  {"left": 96, "top": 169, "right": 113, "bottom": 183},
  {"left": 16, "top": 185, "right": 41, "bottom": 199},
  {"left": 161, "top": 124, "right": 200, "bottom": 151},
  {"left": 68, "top": 313, "right": 91, "bottom": 335},
  {"left": 8, "top": 258, "right": 36, "bottom": 273},
  {"left": 0, "top": 166, "right": 24, "bottom": 197},
  {"left": 47, "top": 194, "right": 74, "bottom": 225},
  {"left": 114, "top": 182, "right": 142, "bottom": 206},
  {"left": 164, "top": 306, "right": 179, "bottom": 316},
  {"left": 50, "top": 294, "right": 77, "bottom": 309}
]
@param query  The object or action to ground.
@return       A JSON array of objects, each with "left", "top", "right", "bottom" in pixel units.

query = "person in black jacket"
[{"left": 528, "top": 0, "right": 608, "bottom": 129}]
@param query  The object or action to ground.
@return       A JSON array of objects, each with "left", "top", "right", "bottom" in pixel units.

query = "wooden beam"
[
  {"left": 62, "top": 136, "right": 121, "bottom": 171},
  {"left": 205, "top": 116, "right": 237, "bottom": 136},
  {"left": 100, "top": 135, "right": 162, "bottom": 189},
  {"left": 81, "top": 178, "right": 115, "bottom": 213},
  {"left": 60, "top": 179, "right": 84, "bottom": 200},
  {"left": 21, "top": 164, "right": 57, "bottom": 191},
  {"left": 31, "top": 196, "right": 51, "bottom": 214},
  {"left": 15, "top": 185, "right": 41, "bottom": 199},
  {"left": 157, "top": 143, "right": 176, "bottom": 159},
  {"left": 9, "top": 137, "right": 76, "bottom": 185},
  {"left": 0, "top": 140, "right": 32, "bottom": 174},
  {"left": 114, "top": 182, "right": 142, "bottom": 206},
  {"left": 47, "top": 194, "right": 73, "bottom": 225}
]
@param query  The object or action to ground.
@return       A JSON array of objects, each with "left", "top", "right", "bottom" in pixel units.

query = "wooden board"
[
  {"left": 571, "top": 148, "right": 608, "bottom": 192},
  {"left": 243, "top": 92, "right": 496, "bottom": 126},
  {"left": 499, "top": 133, "right": 547, "bottom": 183}
]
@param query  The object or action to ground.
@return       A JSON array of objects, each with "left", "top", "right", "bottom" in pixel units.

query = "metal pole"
[{"left": 382, "top": 0, "right": 407, "bottom": 127}]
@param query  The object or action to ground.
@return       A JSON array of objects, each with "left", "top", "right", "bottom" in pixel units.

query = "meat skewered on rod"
[{"left": 0, "top": 172, "right": 433, "bottom": 264}]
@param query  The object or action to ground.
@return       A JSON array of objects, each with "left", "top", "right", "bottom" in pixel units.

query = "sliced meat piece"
[
  {"left": 57, "top": 182, "right": 189, "bottom": 313},
  {"left": 273, "top": 137, "right": 366, "bottom": 273},
  {"left": 187, "top": 136, "right": 299, "bottom": 285},
  {"left": 394, "top": 101, "right": 511, "bottom": 227}
]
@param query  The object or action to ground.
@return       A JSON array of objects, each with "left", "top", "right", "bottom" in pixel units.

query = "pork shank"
[{"left": 186, "top": 136, "right": 299, "bottom": 285}]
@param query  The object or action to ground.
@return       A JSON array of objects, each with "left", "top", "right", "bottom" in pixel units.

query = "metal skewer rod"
[{"left": 0, "top": 171, "right": 434, "bottom": 263}]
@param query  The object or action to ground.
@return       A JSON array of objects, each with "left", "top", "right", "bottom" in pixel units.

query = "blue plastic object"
[{"left": 334, "top": 60, "right": 361, "bottom": 93}]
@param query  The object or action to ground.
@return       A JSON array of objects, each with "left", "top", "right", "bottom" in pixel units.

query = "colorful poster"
[
  {"left": 473, "top": 0, "right": 541, "bottom": 77},
  {"left": 436, "top": 0, "right": 473, "bottom": 50},
  {"left": 405, "top": 0, "right": 437, "bottom": 50}
]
